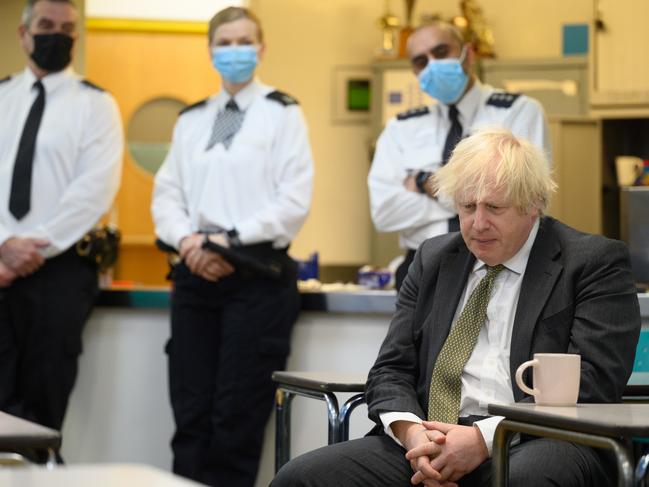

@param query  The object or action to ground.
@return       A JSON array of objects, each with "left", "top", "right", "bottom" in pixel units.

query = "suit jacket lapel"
[{"left": 509, "top": 217, "right": 563, "bottom": 400}]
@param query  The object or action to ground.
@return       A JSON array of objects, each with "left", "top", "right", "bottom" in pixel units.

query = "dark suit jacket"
[{"left": 366, "top": 216, "right": 641, "bottom": 424}]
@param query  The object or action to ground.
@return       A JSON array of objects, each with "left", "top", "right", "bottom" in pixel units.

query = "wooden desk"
[
  {"left": 488, "top": 403, "right": 649, "bottom": 487},
  {"left": 0, "top": 411, "right": 61, "bottom": 466},
  {"left": 0, "top": 464, "right": 202, "bottom": 486}
]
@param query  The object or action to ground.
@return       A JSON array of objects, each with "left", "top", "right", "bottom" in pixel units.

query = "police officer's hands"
[
  {"left": 180, "top": 233, "right": 235, "bottom": 281},
  {"left": 180, "top": 233, "right": 210, "bottom": 275},
  {"left": 200, "top": 234, "right": 235, "bottom": 281},
  {"left": 0, "top": 237, "right": 49, "bottom": 277},
  {"left": 0, "top": 260, "right": 17, "bottom": 287},
  {"left": 403, "top": 174, "right": 419, "bottom": 193}
]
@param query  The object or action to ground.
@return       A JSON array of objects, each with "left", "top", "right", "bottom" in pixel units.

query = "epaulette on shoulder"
[
  {"left": 81, "top": 79, "right": 106, "bottom": 92},
  {"left": 179, "top": 99, "right": 208, "bottom": 116},
  {"left": 486, "top": 92, "right": 520, "bottom": 108},
  {"left": 266, "top": 90, "right": 299, "bottom": 106},
  {"left": 396, "top": 106, "right": 429, "bottom": 121},
  {"left": 0, "top": 75, "right": 11, "bottom": 85}
]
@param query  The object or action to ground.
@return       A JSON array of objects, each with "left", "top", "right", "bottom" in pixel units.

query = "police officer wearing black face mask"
[{"left": 0, "top": 0, "right": 123, "bottom": 436}]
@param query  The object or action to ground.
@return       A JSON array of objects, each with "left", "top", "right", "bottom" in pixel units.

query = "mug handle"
[{"left": 515, "top": 359, "right": 540, "bottom": 397}]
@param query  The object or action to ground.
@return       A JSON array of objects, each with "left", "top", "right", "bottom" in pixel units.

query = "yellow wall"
[
  {"left": 412, "top": 0, "right": 592, "bottom": 59},
  {"left": 250, "top": 0, "right": 593, "bottom": 266},
  {"left": 0, "top": 0, "right": 597, "bottom": 272}
]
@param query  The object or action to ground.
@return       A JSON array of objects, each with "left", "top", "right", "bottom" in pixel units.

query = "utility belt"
[{"left": 75, "top": 225, "right": 121, "bottom": 272}]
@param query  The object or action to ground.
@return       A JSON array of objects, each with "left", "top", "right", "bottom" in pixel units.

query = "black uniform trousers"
[
  {"left": 271, "top": 432, "right": 616, "bottom": 487},
  {"left": 0, "top": 248, "right": 98, "bottom": 432},
  {"left": 167, "top": 252, "right": 300, "bottom": 487}
]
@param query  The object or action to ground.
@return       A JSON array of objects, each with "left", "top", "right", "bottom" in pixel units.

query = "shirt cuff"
[
  {"left": 379, "top": 411, "right": 424, "bottom": 448},
  {"left": 473, "top": 415, "right": 504, "bottom": 456}
]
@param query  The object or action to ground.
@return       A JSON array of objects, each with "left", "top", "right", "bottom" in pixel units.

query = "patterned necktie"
[
  {"left": 205, "top": 98, "right": 245, "bottom": 151},
  {"left": 442, "top": 105, "right": 463, "bottom": 231},
  {"left": 9, "top": 80, "right": 46, "bottom": 220},
  {"left": 427, "top": 264, "right": 505, "bottom": 423}
]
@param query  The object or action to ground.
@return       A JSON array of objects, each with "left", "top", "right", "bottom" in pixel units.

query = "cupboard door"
[{"left": 591, "top": 0, "right": 649, "bottom": 109}]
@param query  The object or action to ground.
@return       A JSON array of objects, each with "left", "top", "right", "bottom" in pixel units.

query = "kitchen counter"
[{"left": 97, "top": 286, "right": 398, "bottom": 314}]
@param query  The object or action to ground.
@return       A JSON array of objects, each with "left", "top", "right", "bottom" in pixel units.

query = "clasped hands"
[
  {"left": 401, "top": 420, "right": 489, "bottom": 487},
  {"left": 179, "top": 233, "right": 235, "bottom": 282},
  {"left": 0, "top": 236, "right": 49, "bottom": 287}
]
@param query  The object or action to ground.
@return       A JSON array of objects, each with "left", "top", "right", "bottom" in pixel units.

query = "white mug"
[
  {"left": 615, "top": 155, "right": 643, "bottom": 186},
  {"left": 515, "top": 353, "right": 581, "bottom": 406}
]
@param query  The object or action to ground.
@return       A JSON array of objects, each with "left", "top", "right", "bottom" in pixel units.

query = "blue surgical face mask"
[
  {"left": 211, "top": 45, "right": 258, "bottom": 83},
  {"left": 418, "top": 46, "right": 469, "bottom": 105}
]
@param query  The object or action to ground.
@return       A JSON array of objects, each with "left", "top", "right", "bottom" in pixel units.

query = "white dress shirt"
[
  {"left": 0, "top": 67, "right": 123, "bottom": 257},
  {"left": 381, "top": 218, "right": 540, "bottom": 454},
  {"left": 152, "top": 80, "right": 314, "bottom": 249},
  {"left": 368, "top": 81, "right": 550, "bottom": 250}
]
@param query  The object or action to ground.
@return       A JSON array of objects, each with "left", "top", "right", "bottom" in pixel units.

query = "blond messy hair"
[{"left": 432, "top": 127, "right": 556, "bottom": 213}]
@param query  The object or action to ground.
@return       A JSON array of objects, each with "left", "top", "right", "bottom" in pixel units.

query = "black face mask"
[{"left": 30, "top": 33, "right": 74, "bottom": 72}]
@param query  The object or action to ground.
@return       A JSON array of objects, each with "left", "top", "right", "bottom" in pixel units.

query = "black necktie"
[
  {"left": 442, "top": 105, "right": 463, "bottom": 232},
  {"left": 442, "top": 104, "right": 463, "bottom": 165},
  {"left": 9, "top": 80, "right": 46, "bottom": 220}
]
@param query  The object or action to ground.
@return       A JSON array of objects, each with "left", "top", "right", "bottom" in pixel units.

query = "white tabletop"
[
  {"left": 488, "top": 403, "right": 649, "bottom": 437},
  {"left": 0, "top": 464, "right": 203, "bottom": 486}
]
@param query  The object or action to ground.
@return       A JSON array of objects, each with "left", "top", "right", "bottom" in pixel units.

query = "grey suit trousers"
[{"left": 270, "top": 434, "right": 615, "bottom": 487}]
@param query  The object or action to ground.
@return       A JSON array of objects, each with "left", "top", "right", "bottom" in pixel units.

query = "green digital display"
[{"left": 347, "top": 79, "right": 370, "bottom": 111}]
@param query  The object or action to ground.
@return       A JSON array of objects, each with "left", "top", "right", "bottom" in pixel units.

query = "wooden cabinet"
[
  {"left": 591, "top": 0, "right": 649, "bottom": 114},
  {"left": 547, "top": 118, "right": 603, "bottom": 235}
]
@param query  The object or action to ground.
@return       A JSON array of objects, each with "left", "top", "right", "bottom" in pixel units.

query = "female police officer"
[{"left": 152, "top": 7, "right": 314, "bottom": 487}]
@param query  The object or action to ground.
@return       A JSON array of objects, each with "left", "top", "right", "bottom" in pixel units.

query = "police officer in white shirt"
[
  {"left": 368, "top": 21, "right": 550, "bottom": 289},
  {"left": 0, "top": 0, "right": 123, "bottom": 435},
  {"left": 151, "top": 7, "right": 313, "bottom": 487}
]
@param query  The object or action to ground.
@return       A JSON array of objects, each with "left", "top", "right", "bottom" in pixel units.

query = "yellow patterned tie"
[{"left": 427, "top": 264, "right": 505, "bottom": 423}]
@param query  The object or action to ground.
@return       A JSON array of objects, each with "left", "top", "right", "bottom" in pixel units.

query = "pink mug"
[{"left": 515, "top": 353, "right": 580, "bottom": 406}]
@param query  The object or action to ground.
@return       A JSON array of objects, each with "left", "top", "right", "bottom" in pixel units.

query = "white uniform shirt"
[
  {"left": 368, "top": 81, "right": 550, "bottom": 250},
  {"left": 152, "top": 80, "right": 314, "bottom": 249},
  {"left": 0, "top": 67, "right": 123, "bottom": 257},
  {"left": 381, "top": 219, "right": 540, "bottom": 454}
]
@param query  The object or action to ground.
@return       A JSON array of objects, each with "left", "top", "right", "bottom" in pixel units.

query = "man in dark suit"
[{"left": 271, "top": 127, "right": 640, "bottom": 487}]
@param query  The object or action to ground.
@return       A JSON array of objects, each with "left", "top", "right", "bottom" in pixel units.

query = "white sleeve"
[
  {"left": 368, "top": 121, "right": 455, "bottom": 233},
  {"left": 510, "top": 98, "right": 552, "bottom": 165},
  {"left": 151, "top": 119, "right": 193, "bottom": 250},
  {"left": 236, "top": 106, "right": 314, "bottom": 244},
  {"left": 473, "top": 415, "right": 505, "bottom": 456},
  {"left": 35, "top": 92, "right": 123, "bottom": 257},
  {"left": 379, "top": 411, "right": 424, "bottom": 447}
]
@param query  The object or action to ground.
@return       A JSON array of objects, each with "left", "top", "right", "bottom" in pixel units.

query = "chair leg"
[
  {"left": 275, "top": 389, "right": 294, "bottom": 473},
  {"left": 636, "top": 453, "right": 649, "bottom": 487},
  {"left": 338, "top": 393, "right": 366, "bottom": 442}
]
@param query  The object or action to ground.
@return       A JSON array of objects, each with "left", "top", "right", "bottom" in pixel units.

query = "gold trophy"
[
  {"left": 377, "top": 0, "right": 400, "bottom": 58},
  {"left": 460, "top": 0, "right": 496, "bottom": 58},
  {"left": 398, "top": 0, "right": 416, "bottom": 58}
]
